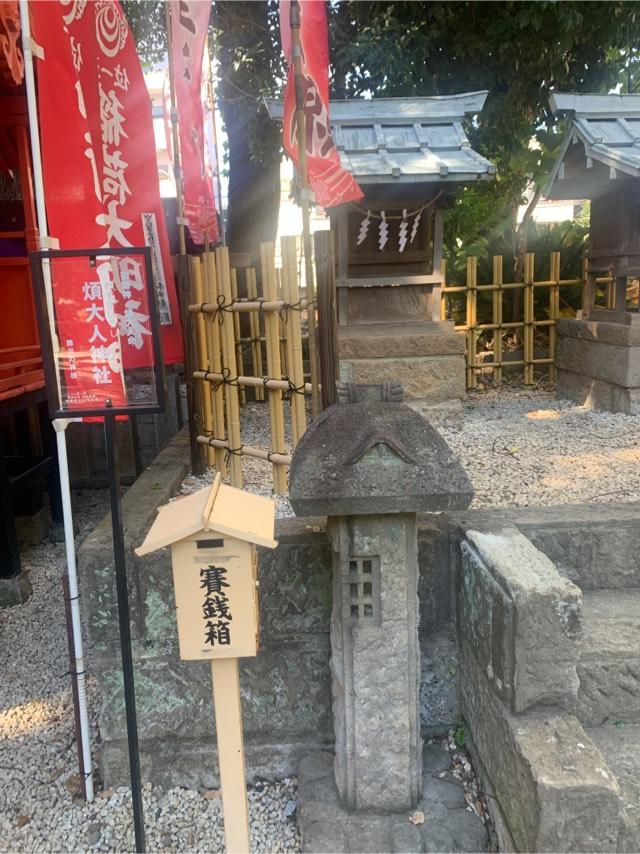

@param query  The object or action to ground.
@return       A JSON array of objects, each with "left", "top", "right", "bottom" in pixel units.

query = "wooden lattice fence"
[
  {"left": 440, "top": 251, "right": 605, "bottom": 389},
  {"left": 188, "top": 237, "right": 313, "bottom": 493}
]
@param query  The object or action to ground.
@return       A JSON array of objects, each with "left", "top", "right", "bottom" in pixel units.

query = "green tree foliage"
[{"left": 329, "top": 1, "right": 640, "bottom": 262}]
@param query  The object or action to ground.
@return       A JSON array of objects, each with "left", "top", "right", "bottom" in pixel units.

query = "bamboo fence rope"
[
  {"left": 260, "top": 242, "right": 288, "bottom": 493},
  {"left": 465, "top": 256, "right": 477, "bottom": 389},
  {"left": 190, "top": 255, "right": 215, "bottom": 466},
  {"left": 203, "top": 251, "right": 227, "bottom": 476},
  {"left": 491, "top": 256, "right": 503, "bottom": 385},
  {"left": 246, "top": 267, "right": 265, "bottom": 401},
  {"left": 193, "top": 371, "right": 313, "bottom": 394},
  {"left": 217, "top": 246, "right": 243, "bottom": 487},
  {"left": 230, "top": 268, "right": 246, "bottom": 405},
  {"left": 281, "top": 235, "right": 306, "bottom": 447}
]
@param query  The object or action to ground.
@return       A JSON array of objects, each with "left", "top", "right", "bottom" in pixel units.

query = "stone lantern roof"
[{"left": 289, "top": 402, "right": 474, "bottom": 516}]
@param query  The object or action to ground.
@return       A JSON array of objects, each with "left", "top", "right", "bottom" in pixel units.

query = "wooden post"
[
  {"left": 246, "top": 268, "right": 265, "bottom": 402},
  {"left": 314, "top": 230, "right": 338, "bottom": 409},
  {"left": 282, "top": 236, "right": 307, "bottom": 446},
  {"left": 290, "top": 0, "right": 320, "bottom": 416},
  {"left": 549, "top": 251, "right": 560, "bottom": 383},
  {"left": 203, "top": 251, "right": 227, "bottom": 476},
  {"left": 260, "top": 242, "right": 288, "bottom": 493},
  {"left": 210, "top": 658, "right": 251, "bottom": 854},
  {"left": 492, "top": 256, "right": 503, "bottom": 385},
  {"left": 217, "top": 246, "right": 243, "bottom": 487},
  {"left": 439, "top": 259, "right": 447, "bottom": 321},
  {"left": 177, "top": 254, "right": 206, "bottom": 474},
  {"left": 523, "top": 252, "right": 535, "bottom": 385},
  {"left": 465, "top": 257, "right": 477, "bottom": 390},
  {"left": 191, "top": 256, "right": 215, "bottom": 467}
]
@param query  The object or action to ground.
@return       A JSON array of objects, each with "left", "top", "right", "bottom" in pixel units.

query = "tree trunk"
[{"left": 512, "top": 185, "right": 542, "bottom": 330}]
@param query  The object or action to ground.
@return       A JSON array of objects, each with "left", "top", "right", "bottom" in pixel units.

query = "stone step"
[
  {"left": 587, "top": 723, "right": 640, "bottom": 853},
  {"left": 577, "top": 590, "right": 640, "bottom": 726}
]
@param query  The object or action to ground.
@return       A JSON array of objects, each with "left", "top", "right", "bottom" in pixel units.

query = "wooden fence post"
[
  {"left": 314, "top": 229, "right": 338, "bottom": 409},
  {"left": 216, "top": 246, "right": 243, "bottom": 487},
  {"left": 492, "top": 256, "right": 503, "bottom": 385},
  {"left": 230, "top": 268, "right": 246, "bottom": 406},
  {"left": 203, "top": 251, "right": 227, "bottom": 476},
  {"left": 282, "top": 235, "right": 307, "bottom": 446},
  {"left": 465, "top": 257, "right": 478, "bottom": 390},
  {"left": 260, "top": 242, "right": 288, "bottom": 493}
]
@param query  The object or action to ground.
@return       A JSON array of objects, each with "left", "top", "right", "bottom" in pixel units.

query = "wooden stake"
[
  {"left": 246, "top": 268, "right": 264, "bottom": 402},
  {"left": 203, "top": 251, "right": 227, "bottom": 476},
  {"left": 217, "top": 246, "right": 243, "bottom": 487},
  {"left": 260, "top": 242, "right": 288, "bottom": 493},
  {"left": 281, "top": 236, "right": 307, "bottom": 445},
  {"left": 210, "top": 658, "right": 251, "bottom": 854}
]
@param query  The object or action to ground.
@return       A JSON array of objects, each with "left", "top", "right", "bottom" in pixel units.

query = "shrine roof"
[
  {"left": 265, "top": 92, "right": 495, "bottom": 187},
  {"left": 547, "top": 92, "right": 640, "bottom": 199}
]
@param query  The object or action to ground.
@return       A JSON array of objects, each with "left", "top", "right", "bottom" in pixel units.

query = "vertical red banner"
[
  {"left": 31, "top": 0, "right": 183, "bottom": 373},
  {"left": 279, "top": 0, "right": 363, "bottom": 209},
  {"left": 169, "top": 0, "right": 219, "bottom": 246}
]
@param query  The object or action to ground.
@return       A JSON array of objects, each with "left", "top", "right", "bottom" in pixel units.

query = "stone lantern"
[{"left": 289, "top": 399, "right": 473, "bottom": 824}]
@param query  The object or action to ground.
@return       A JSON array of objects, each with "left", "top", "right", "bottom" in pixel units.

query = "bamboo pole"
[
  {"left": 276, "top": 267, "right": 289, "bottom": 376},
  {"left": 191, "top": 256, "right": 214, "bottom": 465},
  {"left": 492, "top": 255, "right": 503, "bottom": 385},
  {"left": 246, "top": 268, "right": 264, "bottom": 401},
  {"left": 197, "top": 435, "right": 292, "bottom": 467},
  {"left": 549, "top": 252, "right": 560, "bottom": 383},
  {"left": 260, "top": 242, "right": 288, "bottom": 493},
  {"left": 217, "top": 246, "right": 243, "bottom": 487},
  {"left": 523, "top": 252, "right": 535, "bottom": 385},
  {"left": 230, "top": 268, "right": 245, "bottom": 405},
  {"left": 465, "top": 257, "right": 477, "bottom": 389},
  {"left": 290, "top": 0, "right": 320, "bottom": 415},
  {"left": 194, "top": 371, "right": 313, "bottom": 394},
  {"left": 189, "top": 298, "right": 311, "bottom": 314},
  {"left": 203, "top": 251, "right": 227, "bottom": 475},
  {"left": 281, "top": 236, "right": 307, "bottom": 445}
]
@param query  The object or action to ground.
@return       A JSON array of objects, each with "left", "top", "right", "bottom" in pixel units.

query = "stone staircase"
[{"left": 456, "top": 513, "right": 640, "bottom": 852}]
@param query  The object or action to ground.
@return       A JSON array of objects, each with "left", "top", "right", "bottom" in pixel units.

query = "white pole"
[{"left": 19, "top": 0, "right": 94, "bottom": 802}]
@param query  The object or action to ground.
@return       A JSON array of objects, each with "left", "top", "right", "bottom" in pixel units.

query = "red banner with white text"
[
  {"left": 31, "top": 0, "right": 183, "bottom": 380},
  {"left": 169, "top": 0, "right": 219, "bottom": 246},
  {"left": 279, "top": 0, "right": 363, "bottom": 209}
]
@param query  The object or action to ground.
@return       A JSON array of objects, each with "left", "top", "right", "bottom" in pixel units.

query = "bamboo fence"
[
  {"left": 440, "top": 251, "right": 612, "bottom": 389},
  {"left": 189, "top": 237, "right": 313, "bottom": 493}
]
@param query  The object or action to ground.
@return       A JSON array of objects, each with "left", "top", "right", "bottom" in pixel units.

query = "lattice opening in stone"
[{"left": 345, "top": 556, "right": 381, "bottom": 625}]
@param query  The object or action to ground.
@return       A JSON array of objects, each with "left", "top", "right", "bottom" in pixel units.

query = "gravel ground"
[
  {"left": 438, "top": 385, "right": 640, "bottom": 508},
  {"left": 6, "top": 384, "right": 639, "bottom": 853},
  {"left": 0, "top": 489, "right": 300, "bottom": 854}
]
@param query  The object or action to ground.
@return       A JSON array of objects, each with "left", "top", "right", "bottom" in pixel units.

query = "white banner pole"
[{"left": 19, "top": 0, "right": 94, "bottom": 802}]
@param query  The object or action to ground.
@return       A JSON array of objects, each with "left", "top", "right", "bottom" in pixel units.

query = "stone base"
[
  {"left": 555, "top": 317, "right": 640, "bottom": 413},
  {"left": 0, "top": 571, "right": 32, "bottom": 608},
  {"left": 297, "top": 747, "right": 488, "bottom": 853},
  {"left": 338, "top": 322, "right": 465, "bottom": 403}
]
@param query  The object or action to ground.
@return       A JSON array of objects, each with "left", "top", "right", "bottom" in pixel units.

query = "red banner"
[
  {"left": 280, "top": 0, "right": 363, "bottom": 209},
  {"left": 169, "top": 0, "right": 218, "bottom": 246},
  {"left": 31, "top": 0, "right": 183, "bottom": 380}
]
